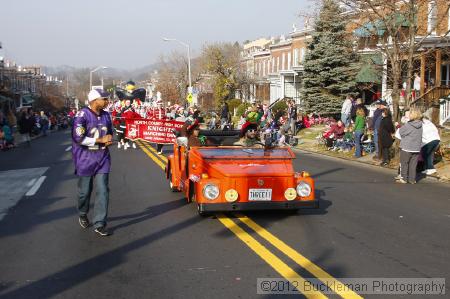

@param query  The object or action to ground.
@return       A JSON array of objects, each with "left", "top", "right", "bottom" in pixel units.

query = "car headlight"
[
  {"left": 296, "top": 182, "right": 311, "bottom": 197},
  {"left": 203, "top": 184, "right": 219, "bottom": 200},
  {"left": 284, "top": 188, "right": 297, "bottom": 201},
  {"left": 225, "top": 189, "right": 239, "bottom": 202}
]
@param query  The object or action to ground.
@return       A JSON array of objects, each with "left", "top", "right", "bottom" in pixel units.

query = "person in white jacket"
[
  {"left": 421, "top": 117, "right": 440, "bottom": 175},
  {"left": 341, "top": 95, "right": 353, "bottom": 127}
]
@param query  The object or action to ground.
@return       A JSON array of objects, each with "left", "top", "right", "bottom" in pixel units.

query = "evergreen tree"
[{"left": 301, "top": 0, "right": 359, "bottom": 115}]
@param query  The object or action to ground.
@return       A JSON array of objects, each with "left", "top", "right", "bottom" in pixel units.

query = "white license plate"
[{"left": 248, "top": 189, "right": 272, "bottom": 201}]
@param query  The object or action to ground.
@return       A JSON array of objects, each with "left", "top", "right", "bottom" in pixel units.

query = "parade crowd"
[
  {"left": 0, "top": 107, "right": 71, "bottom": 150},
  {"left": 318, "top": 94, "right": 442, "bottom": 184}
]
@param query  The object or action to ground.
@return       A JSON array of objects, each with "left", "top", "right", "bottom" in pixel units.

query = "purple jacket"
[{"left": 72, "top": 107, "right": 113, "bottom": 176}]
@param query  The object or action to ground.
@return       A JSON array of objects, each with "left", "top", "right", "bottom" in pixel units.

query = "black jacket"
[
  {"left": 379, "top": 116, "right": 395, "bottom": 147},
  {"left": 18, "top": 115, "right": 33, "bottom": 134}
]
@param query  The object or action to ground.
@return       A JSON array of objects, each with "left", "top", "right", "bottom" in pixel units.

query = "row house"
[
  {"left": 352, "top": 0, "right": 450, "bottom": 106},
  {"left": 0, "top": 62, "right": 62, "bottom": 111},
  {"left": 241, "top": 25, "right": 312, "bottom": 106}
]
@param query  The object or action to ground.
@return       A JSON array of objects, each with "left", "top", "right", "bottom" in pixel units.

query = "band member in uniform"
[
  {"left": 155, "top": 99, "right": 166, "bottom": 154},
  {"left": 111, "top": 101, "right": 125, "bottom": 148},
  {"left": 120, "top": 99, "right": 141, "bottom": 149}
]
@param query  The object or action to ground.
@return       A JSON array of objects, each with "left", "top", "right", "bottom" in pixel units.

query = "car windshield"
[{"left": 196, "top": 147, "right": 294, "bottom": 159}]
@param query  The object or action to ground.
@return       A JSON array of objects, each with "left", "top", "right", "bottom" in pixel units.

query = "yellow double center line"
[{"left": 136, "top": 140, "right": 361, "bottom": 299}]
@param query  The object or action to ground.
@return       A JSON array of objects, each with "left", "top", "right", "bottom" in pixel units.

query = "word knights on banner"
[{"left": 125, "top": 118, "right": 184, "bottom": 144}]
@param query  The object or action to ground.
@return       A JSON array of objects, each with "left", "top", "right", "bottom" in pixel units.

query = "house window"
[
  {"left": 293, "top": 49, "right": 299, "bottom": 67},
  {"left": 288, "top": 52, "right": 292, "bottom": 69},
  {"left": 263, "top": 61, "right": 266, "bottom": 76},
  {"left": 272, "top": 57, "right": 275, "bottom": 73},
  {"left": 428, "top": 0, "right": 437, "bottom": 34},
  {"left": 300, "top": 48, "right": 306, "bottom": 62},
  {"left": 277, "top": 57, "right": 280, "bottom": 72},
  {"left": 282, "top": 53, "right": 286, "bottom": 70}
]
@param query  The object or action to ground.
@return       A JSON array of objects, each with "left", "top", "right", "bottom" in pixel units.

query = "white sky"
[{"left": 0, "top": 0, "right": 311, "bottom": 69}]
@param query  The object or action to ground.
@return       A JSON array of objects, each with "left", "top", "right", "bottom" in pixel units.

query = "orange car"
[{"left": 166, "top": 131, "right": 317, "bottom": 215}]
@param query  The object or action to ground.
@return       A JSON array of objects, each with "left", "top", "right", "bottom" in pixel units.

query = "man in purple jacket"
[{"left": 72, "top": 89, "right": 113, "bottom": 236}]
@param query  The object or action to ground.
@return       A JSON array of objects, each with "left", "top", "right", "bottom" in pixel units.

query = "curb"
[{"left": 294, "top": 145, "right": 449, "bottom": 183}]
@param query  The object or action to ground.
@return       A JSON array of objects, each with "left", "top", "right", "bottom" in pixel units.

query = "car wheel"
[
  {"left": 197, "top": 204, "right": 208, "bottom": 217},
  {"left": 187, "top": 181, "right": 196, "bottom": 203}
]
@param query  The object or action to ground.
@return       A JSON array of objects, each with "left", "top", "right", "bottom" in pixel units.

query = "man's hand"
[{"left": 96, "top": 134, "right": 113, "bottom": 145}]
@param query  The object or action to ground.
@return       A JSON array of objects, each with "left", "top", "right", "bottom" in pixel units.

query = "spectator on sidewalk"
[
  {"left": 324, "top": 120, "right": 345, "bottom": 149},
  {"left": 1, "top": 120, "right": 15, "bottom": 149},
  {"left": 287, "top": 100, "right": 298, "bottom": 135},
  {"left": 372, "top": 100, "right": 387, "bottom": 160},
  {"left": 17, "top": 110, "right": 33, "bottom": 146},
  {"left": 421, "top": 117, "right": 440, "bottom": 175},
  {"left": 341, "top": 95, "right": 353, "bottom": 127},
  {"left": 5, "top": 107, "right": 17, "bottom": 134},
  {"left": 396, "top": 109, "right": 423, "bottom": 184},
  {"left": 40, "top": 111, "right": 49, "bottom": 136},
  {"left": 353, "top": 108, "right": 366, "bottom": 158},
  {"left": 379, "top": 108, "right": 395, "bottom": 166},
  {"left": 355, "top": 98, "right": 368, "bottom": 119},
  {"left": 220, "top": 101, "right": 229, "bottom": 129}
]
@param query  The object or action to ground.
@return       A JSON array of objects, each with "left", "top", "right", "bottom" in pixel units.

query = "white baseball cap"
[{"left": 88, "top": 89, "right": 110, "bottom": 102}]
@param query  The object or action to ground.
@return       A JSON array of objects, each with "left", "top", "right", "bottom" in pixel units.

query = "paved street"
[{"left": 0, "top": 131, "right": 449, "bottom": 299}]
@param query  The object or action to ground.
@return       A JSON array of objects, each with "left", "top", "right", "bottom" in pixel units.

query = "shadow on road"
[
  {"left": 109, "top": 198, "right": 186, "bottom": 233},
  {"left": 0, "top": 197, "right": 74, "bottom": 239},
  {"left": 0, "top": 215, "right": 202, "bottom": 298}
]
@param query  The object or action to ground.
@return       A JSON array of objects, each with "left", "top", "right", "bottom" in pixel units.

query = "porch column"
[
  {"left": 381, "top": 53, "right": 388, "bottom": 99},
  {"left": 420, "top": 54, "right": 426, "bottom": 96},
  {"left": 436, "top": 49, "right": 442, "bottom": 87}
]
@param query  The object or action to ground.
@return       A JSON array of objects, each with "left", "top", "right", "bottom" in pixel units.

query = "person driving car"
[{"left": 234, "top": 121, "right": 263, "bottom": 148}]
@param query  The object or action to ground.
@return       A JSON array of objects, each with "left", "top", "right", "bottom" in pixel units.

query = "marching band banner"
[{"left": 125, "top": 118, "right": 184, "bottom": 144}]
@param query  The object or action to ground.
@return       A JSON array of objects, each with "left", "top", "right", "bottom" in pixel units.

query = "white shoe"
[
  {"left": 157, "top": 151, "right": 163, "bottom": 155},
  {"left": 118, "top": 143, "right": 121, "bottom": 149},
  {"left": 426, "top": 169, "right": 437, "bottom": 175},
  {"left": 132, "top": 143, "right": 136, "bottom": 149},
  {"left": 124, "top": 143, "right": 129, "bottom": 150}
]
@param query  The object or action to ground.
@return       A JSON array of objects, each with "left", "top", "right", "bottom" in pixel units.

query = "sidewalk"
[{"left": 294, "top": 125, "right": 450, "bottom": 183}]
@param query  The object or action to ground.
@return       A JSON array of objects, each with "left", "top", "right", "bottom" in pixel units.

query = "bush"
[
  {"left": 227, "top": 99, "right": 242, "bottom": 113},
  {"left": 236, "top": 102, "right": 251, "bottom": 117}
]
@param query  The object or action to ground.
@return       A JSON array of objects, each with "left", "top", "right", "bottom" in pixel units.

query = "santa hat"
[
  {"left": 187, "top": 119, "right": 200, "bottom": 132},
  {"left": 240, "top": 121, "right": 258, "bottom": 137}
]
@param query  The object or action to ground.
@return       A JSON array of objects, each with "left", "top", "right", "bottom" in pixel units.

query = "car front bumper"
[{"left": 198, "top": 200, "right": 318, "bottom": 212}]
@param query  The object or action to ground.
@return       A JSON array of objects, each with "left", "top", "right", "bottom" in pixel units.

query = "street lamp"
[
  {"left": 162, "top": 38, "right": 192, "bottom": 100},
  {"left": 89, "top": 66, "right": 108, "bottom": 91}
]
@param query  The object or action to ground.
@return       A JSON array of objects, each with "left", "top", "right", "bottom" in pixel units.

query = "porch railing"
[
  {"left": 410, "top": 86, "right": 450, "bottom": 111},
  {"left": 440, "top": 97, "right": 450, "bottom": 126}
]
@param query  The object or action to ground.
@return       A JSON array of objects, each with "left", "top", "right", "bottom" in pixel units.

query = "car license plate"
[{"left": 248, "top": 189, "right": 272, "bottom": 201}]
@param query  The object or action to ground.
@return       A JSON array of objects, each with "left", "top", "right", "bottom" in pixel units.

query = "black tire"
[
  {"left": 197, "top": 204, "right": 209, "bottom": 217},
  {"left": 188, "top": 181, "right": 196, "bottom": 203}
]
